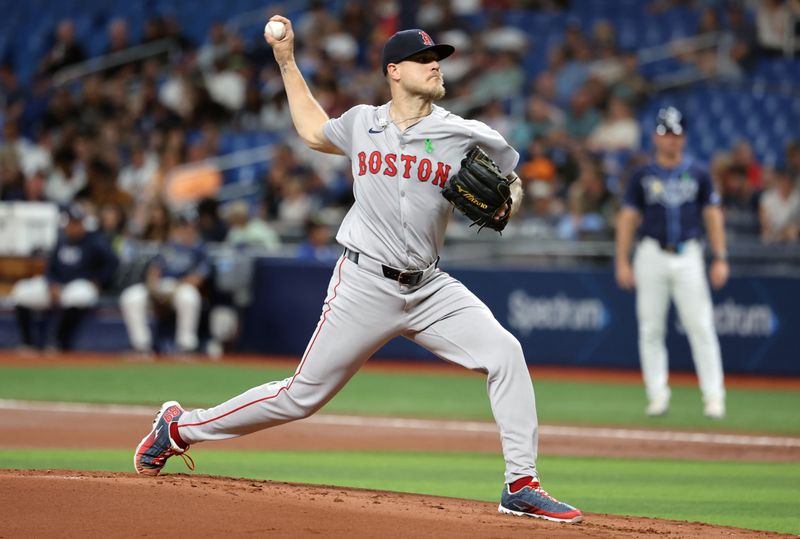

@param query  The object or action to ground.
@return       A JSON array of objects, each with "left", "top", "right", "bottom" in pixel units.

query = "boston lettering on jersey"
[{"left": 356, "top": 150, "right": 451, "bottom": 187}]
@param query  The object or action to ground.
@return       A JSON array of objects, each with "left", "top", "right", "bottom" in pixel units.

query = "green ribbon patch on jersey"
[{"left": 425, "top": 138, "right": 434, "bottom": 154}]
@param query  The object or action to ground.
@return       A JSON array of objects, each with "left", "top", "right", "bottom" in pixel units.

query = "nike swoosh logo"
[{"left": 368, "top": 128, "right": 384, "bottom": 134}]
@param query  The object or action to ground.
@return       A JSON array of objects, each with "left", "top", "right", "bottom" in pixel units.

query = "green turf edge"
[
  {"left": 2, "top": 449, "right": 798, "bottom": 535},
  {"left": 1, "top": 364, "right": 799, "bottom": 434}
]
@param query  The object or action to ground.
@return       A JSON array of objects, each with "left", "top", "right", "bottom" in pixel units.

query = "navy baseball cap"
[
  {"left": 381, "top": 29, "right": 455, "bottom": 75},
  {"left": 59, "top": 203, "right": 86, "bottom": 228},
  {"left": 655, "top": 106, "right": 686, "bottom": 136}
]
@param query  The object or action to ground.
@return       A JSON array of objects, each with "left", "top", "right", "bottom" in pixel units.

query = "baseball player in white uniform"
[
  {"left": 134, "top": 18, "right": 582, "bottom": 523},
  {"left": 616, "top": 107, "right": 728, "bottom": 419}
]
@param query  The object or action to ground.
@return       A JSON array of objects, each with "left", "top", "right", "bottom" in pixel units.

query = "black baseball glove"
[{"left": 441, "top": 146, "right": 516, "bottom": 232}]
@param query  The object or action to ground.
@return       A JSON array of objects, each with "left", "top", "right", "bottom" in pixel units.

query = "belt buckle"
[{"left": 398, "top": 269, "right": 421, "bottom": 286}]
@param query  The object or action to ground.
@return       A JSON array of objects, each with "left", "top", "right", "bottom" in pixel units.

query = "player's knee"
[
  {"left": 60, "top": 280, "right": 99, "bottom": 308},
  {"left": 639, "top": 323, "right": 666, "bottom": 342},
  {"left": 210, "top": 306, "right": 238, "bottom": 342},
  {"left": 11, "top": 278, "right": 49, "bottom": 309},
  {"left": 486, "top": 332, "right": 525, "bottom": 376},
  {"left": 173, "top": 283, "right": 201, "bottom": 309},
  {"left": 120, "top": 284, "right": 148, "bottom": 309}
]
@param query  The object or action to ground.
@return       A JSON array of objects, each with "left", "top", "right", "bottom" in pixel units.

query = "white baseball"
[{"left": 265, "top": 20, "right": 286, "bottom": 40}]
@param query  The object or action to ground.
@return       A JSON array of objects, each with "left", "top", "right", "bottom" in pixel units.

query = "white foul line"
[{"left": 1, "top": 399, "right": 798, "bottom": 449}]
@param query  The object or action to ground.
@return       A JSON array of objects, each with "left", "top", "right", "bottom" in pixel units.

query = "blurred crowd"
[{"left": 0, "top": 0, "right": 799, "bottom": 257}]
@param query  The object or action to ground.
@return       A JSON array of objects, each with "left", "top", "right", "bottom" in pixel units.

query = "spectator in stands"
[
  {"left": 44, "top": 144, "right": 85, "bottom": 205},
  {"left": 78, "top": 75, "right": 117, "bottom": 128},
  {"left": 759, "top": 169, "right": 800, "bottom": 243},
  {"left": 106, "top": 18, "right": 131, "bottom": 55},
  {"left": 519, "top": 180, "right": 563, "bottom": 238},
  {"left": 296, "top": 216, "right": 339, "bottom": 263},
  {"left": 118, "top": 143, "right": 159, "bottom": 198},
  {"left": 138, "top": 201, "right": 171, "bottom": 242},
  {"left": 0, "top": 63, "right": 24, "bottom": 109},
  {"left": 277, "top": 177, "right": 315, "bottom": 232},
  {"left": 476, "top": 100, "right": 513, "bottom": 140},
  {"left": 564, "top": 89, "right": 600, "bottom": 141},
  {"left": 559, "top": 158, "right": 616, "bottom": 239},
  {"left": 721, "top": 2, "right": 757, "bottom": 71},
  {"left": 786, "top": 141, "right": 800, "bottom": 183},
  {"left": 98, "top": 203, "right": 128, "bottom": 254},
  {"left": 42, "top": 87, "right": 78, "bottom": 134},
  {"left": 1, "top": 121, "right": 51, "bottom": 178},
  {"left": 0, "top": 147, "right": 26, "bottom": 201},
  {"left": 720, "top": 163, "right": 760, "bottom": 236},
  {"left": 610, "top": 52, "right": 651, "bottom": 107},
  {"left": 11, "top": 204, "right": 118, "bottom": 351},
  {"left": 730, "top": 140, "right": 762, "bottom": 189},
  {"left": 222, "top": 200, "right": 281, "bottom": 252},
  {"left": 204, "top": 58, "right": 247, "bottom": 112},
  {"left": 553, "top": 39, "right": 593, "bottom": 104},
  {"left": 755, "top": 0, "right": 795, "bottom": 56},
  {"left": 262, "top": 143, "right": 310, "bottom": 219},
  {"left": 74, "top": 158, "right": 133, "bottom": 208},
  {"left": 197, "top": 22, "right": 229, "bottom": 70},
  {"left": 120, "top": 213, "right": 210, "bottom": 355},
  {"left": 586, "top": 97, "right": 641, "bottom": 153},
  {"left": 258, "top": 89, "right": 293, "bottom": 132},
  {"left": 196, "top": 197, "right": 228, "bottom": 243},
  {"left": 37, "top": 19, "right": 87, "bottom": 75},
  {"left": 511, "top": 96, "right": 564, "bottom": 151}
]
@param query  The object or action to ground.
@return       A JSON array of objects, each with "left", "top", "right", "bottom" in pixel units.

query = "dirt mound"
[{"left": 0, "top": 470, "right": 788, "bottom": 538}]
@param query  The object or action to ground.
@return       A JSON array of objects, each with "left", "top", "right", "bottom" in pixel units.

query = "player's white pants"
[
  {"left": 633, "top": 238, "right": 725, "bottom": 405},
  {"left": 12, "top": 276, "right": 99, "bottom": 309},
  {"left": 178, "top": 255, "right": 538, "bottom": 484},
  {"left": 120, "top": 281, "right": 201, "bottom": 352}
]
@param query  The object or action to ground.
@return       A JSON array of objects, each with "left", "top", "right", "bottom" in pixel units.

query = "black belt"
[
  {"left": 650, "top": 237, "right": 687, "bottom": 253},
  {"left": 344, "top": 248, "right": 437, "bottom": 286}
]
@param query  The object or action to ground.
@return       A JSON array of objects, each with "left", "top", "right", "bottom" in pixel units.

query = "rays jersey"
[{"left": 623, "top": 156, "right": 720, "bottom": 245}]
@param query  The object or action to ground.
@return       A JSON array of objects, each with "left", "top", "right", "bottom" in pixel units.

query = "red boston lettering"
[
  {"left": 418, "top": 158, "right": 432, "bottom": 182},
  {"left": 384, "top": 154, "right": 397, "bottom": 176},
  {"left": 400, "top": 154, "right": 417, "bottom": 178},
  {"left": 368, "top": 151, "right": 382, "bottom": 174},
  {"left": 432, "top": 162, "right": 451, "bottom": 188},
  {"left": 357, "top": 152, "right": 367, "bottom": 176},
  {"left": 356, "top": 151, "right": 450, "bottom": 186}
]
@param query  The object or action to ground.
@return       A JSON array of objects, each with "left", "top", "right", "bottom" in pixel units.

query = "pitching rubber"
[{"left": 498, "top": 504, "right": 584, "bottom": 524}]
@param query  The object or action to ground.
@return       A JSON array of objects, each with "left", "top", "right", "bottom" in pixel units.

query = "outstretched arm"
[{"left": 264, "top": 16, "right": 342, "bottom": 155}]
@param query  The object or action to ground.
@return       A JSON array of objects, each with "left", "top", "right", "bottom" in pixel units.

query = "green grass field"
[
  {"left": 0, "top": 363, "right": 798, "bottom": 433},
  {"left": 1, "top": 361, "right": 799, "bottom": 534}
]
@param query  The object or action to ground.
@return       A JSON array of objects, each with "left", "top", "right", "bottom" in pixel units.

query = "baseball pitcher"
[
  {"left": 133, "top": 18, "right": 582, "bottom": 523},
  {"left": 615, "top": 107, "right": 728, "bottom": 419}
]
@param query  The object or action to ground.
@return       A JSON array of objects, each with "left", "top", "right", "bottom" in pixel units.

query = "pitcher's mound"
[{"left": 0, "top": 470, "right": 783, "bottom": 538}]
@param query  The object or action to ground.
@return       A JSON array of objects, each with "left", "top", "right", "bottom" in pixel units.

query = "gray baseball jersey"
[
  {"left": 176, "top": 101, "right": 539, "bottom": 484},
  {"left": 324, "top": 103, "right": 519, "bottom": 269}
]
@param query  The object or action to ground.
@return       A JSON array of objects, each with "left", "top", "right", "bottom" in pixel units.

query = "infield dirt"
[{"left": 2, "top": 353, "right": 798, "bottom": 537}]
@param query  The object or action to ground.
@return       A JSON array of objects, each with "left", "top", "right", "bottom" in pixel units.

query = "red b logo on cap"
[{"left": 419, "top": 31, "right": 434, "bottom": 46}]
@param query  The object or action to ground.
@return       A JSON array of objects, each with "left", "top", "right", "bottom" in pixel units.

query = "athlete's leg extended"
[
  {"left": 405, "top": 272, "right": 536, "bottom": 484},
  {"left": 670, "top": 243, "right": 725, "bottom": 405},
  {"left": 177, "top": 256, "right": 403, "bottom": 444},
  {"left": 633, "top": 239, "right": 673, "bottom": 407}
]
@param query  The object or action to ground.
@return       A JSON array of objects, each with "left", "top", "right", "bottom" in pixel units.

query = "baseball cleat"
[
  {"left": 134, "top": 400, "right": 194, "bottom": 476},
  {"left": 645, "top": 396, "right": 669, "bottom": 417},
  {"left": 703, "top": 398, "right": 725, "bottom": 419},
  {"left": 498, "top": 478, "right": 583, "bottom": 523}
]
